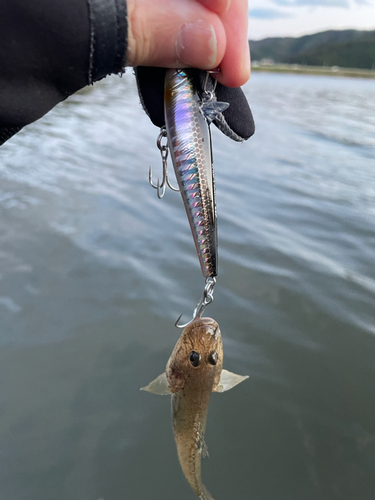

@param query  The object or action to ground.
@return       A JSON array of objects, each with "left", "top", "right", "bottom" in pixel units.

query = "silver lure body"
[{"left": 164, "top": 69, "right": 217, "bottom": 278}]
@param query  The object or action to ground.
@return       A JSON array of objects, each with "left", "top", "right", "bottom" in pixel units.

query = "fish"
[
  {"left": 164, "top": 69, "right": 228, "bottom": 279},
  {"left": 141, "top": 317, "right": 248, "bottom": 500}
]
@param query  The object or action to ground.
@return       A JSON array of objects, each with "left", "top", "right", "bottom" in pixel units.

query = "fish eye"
[
  {"left": 189, "top": 351, "right": 201, "bottom": 367},
  {"left": 208, "top": 351, "right": 218, "bottom": 366}
]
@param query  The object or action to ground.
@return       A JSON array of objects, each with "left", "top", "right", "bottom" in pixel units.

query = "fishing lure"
[{"left": 150, "top": 69, "right": 229, "bottom": 326}]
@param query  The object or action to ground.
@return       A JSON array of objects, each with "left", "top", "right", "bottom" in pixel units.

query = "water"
[{"left": 0, "top": 72, "right": 375, "bottom": 500}]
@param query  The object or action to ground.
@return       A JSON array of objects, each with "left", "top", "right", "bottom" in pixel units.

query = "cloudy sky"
[{"left": 248, "top": 0, "right": 375, "bottom": 40}]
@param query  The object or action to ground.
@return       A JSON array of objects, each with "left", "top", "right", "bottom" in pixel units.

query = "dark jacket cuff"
[
  {"left": 0, "top": 0, "right": 128, "bottom": 145},
  {"left": 87, "top": 0, "right": 128, "bottom": 83}
]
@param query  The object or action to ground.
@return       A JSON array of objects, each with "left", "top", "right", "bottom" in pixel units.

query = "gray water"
[{"left": 0, "top": 72, "right": 375, "bottom": 500}]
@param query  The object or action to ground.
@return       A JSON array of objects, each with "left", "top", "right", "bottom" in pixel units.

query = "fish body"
[
  {"left": 142, "top": 318, "right": 248, "bottom": 500},
  {"left": 164, "top": 69, "right": 217, "bottom": 278}
]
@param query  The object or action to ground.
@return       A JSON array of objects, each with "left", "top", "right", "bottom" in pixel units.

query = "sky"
[{"left": 248, "top": 0, "right": 375, "bottom": 40}]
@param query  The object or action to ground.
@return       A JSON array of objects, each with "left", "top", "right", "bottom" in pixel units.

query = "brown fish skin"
[
  {"left": 166, "top": 317, "right": 223, "bottom": 500},
  {"left": 141, "top": 317, "right": 248, "bottom": 500}
]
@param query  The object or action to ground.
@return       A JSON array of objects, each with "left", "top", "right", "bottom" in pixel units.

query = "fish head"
[
  {"left": 166, "top": 317, "right": 223, "bottom": 393},
  {"left": 141, "top": 317, "right": 248, "bottom": 396}
]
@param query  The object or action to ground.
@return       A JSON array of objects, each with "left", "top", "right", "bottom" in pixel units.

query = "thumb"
[{"left": 126, "top": 0, "right": 226, "bottom": 70}]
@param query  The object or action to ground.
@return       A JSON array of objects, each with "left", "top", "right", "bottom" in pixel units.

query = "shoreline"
[{"left": 251, "top": 63, "right": 375, "bottom": 79}]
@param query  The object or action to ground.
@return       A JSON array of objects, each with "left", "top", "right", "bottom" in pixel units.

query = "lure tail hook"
[{"left": 175, "top": 277, "right": 216, "bottom": 329}]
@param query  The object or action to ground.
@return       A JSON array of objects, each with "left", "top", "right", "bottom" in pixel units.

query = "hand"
[{"left": 126, "top": 0, "right": 250, "bottom": 88}]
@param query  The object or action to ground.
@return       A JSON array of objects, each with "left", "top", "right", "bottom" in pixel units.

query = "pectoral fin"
[
  {"left": 213, "top": 369, "right": 249, "bottom": 393},
  {"left": 141, "top": 372, "right": 171, "bottom": 395}
]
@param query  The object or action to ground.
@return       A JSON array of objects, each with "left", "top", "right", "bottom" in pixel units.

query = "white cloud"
[
  {"left": 248, "top": 0, "right": 375, "bottom": 39},
  {"left": 248, "top": 7, "right": 294, "bottom": 19},
  {"left": 271, "top": 0, "right": 349, "bottom": 6}
]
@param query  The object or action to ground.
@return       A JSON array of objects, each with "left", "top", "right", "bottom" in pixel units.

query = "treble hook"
[
  {"left": 203, "top": 69, "right": 219, "bottom": 101},
  {"left": 149, "top": 127, "right": 179, "bottom": 199},
  {"left": 149, "top": 165, "right": 166, "bottom": 199},
  {"left": 200, "top": 69, "right": 229, "bottom": 124},
  {"left": 175, "top": 277, "right": 216, "bottom": 329}
]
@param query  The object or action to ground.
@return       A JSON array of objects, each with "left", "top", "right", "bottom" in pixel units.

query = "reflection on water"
[{"left": 0, "top": 72, "right": 375, "bottom": 500}]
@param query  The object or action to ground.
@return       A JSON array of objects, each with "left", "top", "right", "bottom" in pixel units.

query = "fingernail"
[{"left": 176, "top": 20, "right": 217, "bottom": 68}]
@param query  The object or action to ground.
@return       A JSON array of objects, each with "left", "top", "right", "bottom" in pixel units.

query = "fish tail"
[{"left": 199, "top": 484, "right": 215, "bottom": 500}]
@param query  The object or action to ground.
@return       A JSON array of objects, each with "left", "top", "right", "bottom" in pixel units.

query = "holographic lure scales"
[
  {"left": 148, "top": 69, "right": 229, "bottom": 325},
  {"left": 164, "top": 69, "right": 219, "bottom": 279}
]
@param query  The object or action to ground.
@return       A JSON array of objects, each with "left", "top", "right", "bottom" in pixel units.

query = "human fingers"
[
  {"left": 196, "top": 0, "right": 231, "bottom": 14},
  {"left": 215, "top": 0, "right": 250, "bottom": 87},
  {"left": 127, "top": 0, "right": 226, "bottom": 70}
]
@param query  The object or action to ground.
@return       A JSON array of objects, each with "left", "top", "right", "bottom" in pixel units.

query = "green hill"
[{"left": 250, "top": 30, "right": 375, "bottom": 69}]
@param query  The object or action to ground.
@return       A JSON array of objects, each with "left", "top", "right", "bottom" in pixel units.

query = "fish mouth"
[
  {"left": 190, "top": 317, "right": 217, "bottom": 327},
  {"left": 188, "top": 317, "right": 220, "bottom": 339}
]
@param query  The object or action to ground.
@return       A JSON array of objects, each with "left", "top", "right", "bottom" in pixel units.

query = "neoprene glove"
[{"left": 135, "top": 67, "right": 255, "bottom": 142}]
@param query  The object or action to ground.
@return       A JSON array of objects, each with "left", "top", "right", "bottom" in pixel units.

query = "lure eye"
[
  {"left": 189, "top": 351, "right": 201, "bottom": 367},
  {"left": 208, "top": 351, "right": 218, "bottom": 366}
]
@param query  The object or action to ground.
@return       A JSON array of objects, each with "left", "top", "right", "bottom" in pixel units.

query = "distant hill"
[{"left": 250, "top": 30, "right": 375, "bottom": 70}]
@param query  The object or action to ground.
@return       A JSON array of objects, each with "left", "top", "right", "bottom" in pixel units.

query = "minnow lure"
[
  {"left": 142, "top": 317, "right": 248, "bottom": 500},
  {"left": 149, "top": 69, "right": 229, "bottom": 324},
  {"left": 164, "top": 69, "right": 223, "bottom": 279}
]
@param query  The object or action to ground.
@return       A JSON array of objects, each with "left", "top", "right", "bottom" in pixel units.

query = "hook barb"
[
  {"left": 166, "top": 172, "right": 180, "bottom": 192},
  {"left": 156, "top": 177, "right": 166, "bottom": 199},
  {"left": 149, "top": 166, "right": 166, "bottom": 199},
  {"left": 148, "top": 165, "right": 158, "bottom": 189}
]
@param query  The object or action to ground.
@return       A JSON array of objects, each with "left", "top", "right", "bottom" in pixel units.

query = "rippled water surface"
[{"left": 1, "top": 72, "right": 375, "bottom": 500}]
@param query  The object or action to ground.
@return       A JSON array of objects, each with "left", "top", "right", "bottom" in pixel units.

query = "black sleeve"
[{"left": 0, "top": 0, "right": 127, "bottom": 145}]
